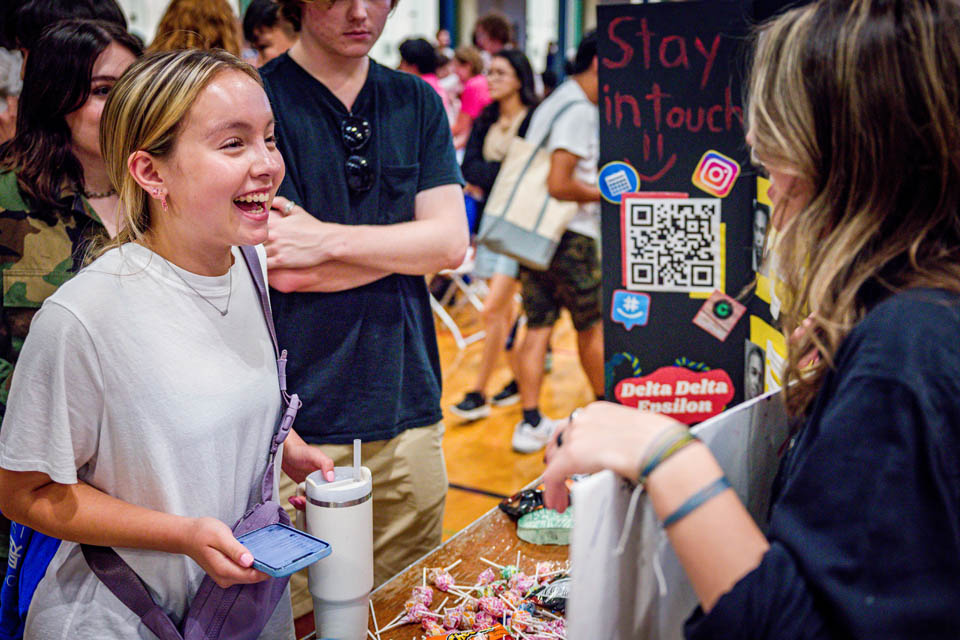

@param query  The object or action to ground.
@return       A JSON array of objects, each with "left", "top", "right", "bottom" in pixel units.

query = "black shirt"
[
  {"left": 261, "top": 55, "right": 463, "bottom": 444},
  {"left": 686, "top": 288, "right": 960, "bottom": 639}
]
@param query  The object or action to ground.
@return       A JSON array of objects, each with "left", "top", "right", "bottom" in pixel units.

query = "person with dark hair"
[
  {"left": 473, "top": 12, "right": 513, "bottom": 55},
  {"left": 261, "top": 0, "right": 467, "bottom": 619},
  {"left": 243, "top": 0, "right": 299, "bottom": 67},
  {"left": 0, "top": 18, "right": 140, "bottom": 633},
  {"left": 4, "top": 0, "right": 126, "bottom": 54},
  {"left": 511, "top": 31, "right": 603, "bottom": 453},
  {"left": 398, "top": 37, "right": 451, "bottom": 114},
  {"left": 545, "top": 1, "right": 960, "bottom": 637},
  {"left": 451, "top": 49, "right": 538, "bottom": 422}
]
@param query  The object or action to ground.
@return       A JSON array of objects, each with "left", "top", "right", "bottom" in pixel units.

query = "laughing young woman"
[
  {"left": 544, "top": 1, "right": 960, "bottom": 637},
  {"left": 0, "top": 49, "right": 334, "bottom": 638}
]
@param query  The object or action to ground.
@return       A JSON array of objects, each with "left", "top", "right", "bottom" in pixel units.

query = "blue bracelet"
[{"left": 661, "top": 476, "right": 732, "bottom": 528}]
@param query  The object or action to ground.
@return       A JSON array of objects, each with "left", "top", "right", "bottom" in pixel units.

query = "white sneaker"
[{"left": 511, "top": 416, "right": 558, "bottom": 454}]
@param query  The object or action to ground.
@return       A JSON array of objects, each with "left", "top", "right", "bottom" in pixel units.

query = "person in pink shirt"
[
  {"left": 452, "top": 45, "right": 491, "bottom": 149},
  {"left": 399, "top": 37, "right": 451, "bottom": 117}
]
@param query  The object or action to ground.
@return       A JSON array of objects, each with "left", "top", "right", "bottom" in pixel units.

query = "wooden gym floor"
[{"left": 434, "top": 289, "right": 595, "bottom": 540}]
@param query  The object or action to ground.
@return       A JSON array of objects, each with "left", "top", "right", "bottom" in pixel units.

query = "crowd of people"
[{"left": 0, "top": 0, "right": 956, "bottom": 638}]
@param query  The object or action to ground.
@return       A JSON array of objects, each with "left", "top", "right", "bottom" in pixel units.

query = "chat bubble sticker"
[
  {"left": 692, "top": 150, "right": 741, "bottom": 198},
  {"left": 692, "top": 290, "right": 747, "bottom": 341},
  {"left": 611, "top": 290, "right": 651, "bottom": 330}
]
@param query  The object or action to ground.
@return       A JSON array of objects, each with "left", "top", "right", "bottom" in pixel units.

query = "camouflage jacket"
[{"left": 0, "top": 170, "right": 103, "bottom": 413}]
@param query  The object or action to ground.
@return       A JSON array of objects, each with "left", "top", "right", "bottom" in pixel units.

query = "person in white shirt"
[
  {"left": 511, "top": 32, "right": 605, "bottom": 454},
  {"left": 0, "top": 49, "right": 334, "bottom": 639}
]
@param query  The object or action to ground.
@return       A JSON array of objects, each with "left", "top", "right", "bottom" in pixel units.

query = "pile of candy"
[{"left": 370, "top": 554, "right": 570, "bottom": 640}]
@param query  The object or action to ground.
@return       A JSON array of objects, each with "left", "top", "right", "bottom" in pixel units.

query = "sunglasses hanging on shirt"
[{"left": 341, "top": 115, "right": 374, "bottom": 193}]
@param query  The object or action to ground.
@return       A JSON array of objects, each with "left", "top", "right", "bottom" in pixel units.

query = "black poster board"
[{"left": 598, "top": 1, "right": 763, "bottom": 423}]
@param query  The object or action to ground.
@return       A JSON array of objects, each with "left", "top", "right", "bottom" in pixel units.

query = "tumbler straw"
[{"left": 353, "top": 439, "right": 362, "bottom": 482}]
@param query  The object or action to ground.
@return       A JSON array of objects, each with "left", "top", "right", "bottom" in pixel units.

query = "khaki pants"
[{"left": 278, "top": 421, "right": 447, "bottom": 619}]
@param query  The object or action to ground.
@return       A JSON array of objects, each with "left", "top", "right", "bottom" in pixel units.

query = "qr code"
[{"left": 622, "top": 198, "right": 721, "bottom": 293}]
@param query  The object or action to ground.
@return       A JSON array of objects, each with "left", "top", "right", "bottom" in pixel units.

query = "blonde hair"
[
  {"left": 748, "top": 0, "right": 960, "bottom": 415},
  {"left": 149, "top": 0, "right": 242, "bottom": 57},
  {"left": 454, "top": 45, "right": 484, "bottom": 77},
  {"left": 94, "top": 49, "right": 260, "bottom": 258}
]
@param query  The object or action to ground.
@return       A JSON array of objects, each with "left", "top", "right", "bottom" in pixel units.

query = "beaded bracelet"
[
  {"left": 661, "top": 476, "right": 732, "bottom": 528},
  {"left": 636, "top": 427, "right": 698, "bottom": 485}
]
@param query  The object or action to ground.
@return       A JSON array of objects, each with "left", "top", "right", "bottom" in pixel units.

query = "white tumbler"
[{"left": 302, "top": 441, "right": 373, "bottom": 640}]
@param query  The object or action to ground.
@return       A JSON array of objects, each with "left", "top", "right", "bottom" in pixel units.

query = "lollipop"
[
  {"left": 459, "top": 609, "right": 477, "bottom": 630},
  {"left": 422, "top": 619, "right": 446, "bottom": 635},
  {"left": 509, "top": 609, "right": 534, "bottom": 631},
  {"left": 508, "top": 572, "right": 536, "bottom": 594},
  {"left": 430, "top": 569, "right": 456, "bottom": 592},
  {"left": 411, "top": 585, "right": 433, "bottom": 606},
  {"left": 500, "top": 589, "right": 522, "bottom": 609},
  {"left": 477, "top": 567, "right": 497, "bottom": 585},
  {"left": 478, "top": 596, "right": 506, "bottom": 617},
  {"left": 500, "top": 564, "right": 519, "bottom": 580},
  {"left": 443, "top": 606, "right": 462, "bottom": 630},
  {"left": 405, "top": 602, "right": 436, "bottom": 622},
  {"left": 473, "top": 611, "right": 495, "bottom": 630}
]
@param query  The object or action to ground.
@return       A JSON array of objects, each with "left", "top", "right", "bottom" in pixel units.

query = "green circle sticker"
[{"left": 713, "top": 300, "right": 733, "bottom": 319}]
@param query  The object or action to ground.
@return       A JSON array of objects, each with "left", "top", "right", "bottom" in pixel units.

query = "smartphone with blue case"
[{"left": 237, "top": 523, "right": 332, "bottom": 578}]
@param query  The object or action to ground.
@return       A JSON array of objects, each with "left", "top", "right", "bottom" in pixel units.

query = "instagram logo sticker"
[{"left": 692, "top": 150, "right": 741, "bottom": 198}]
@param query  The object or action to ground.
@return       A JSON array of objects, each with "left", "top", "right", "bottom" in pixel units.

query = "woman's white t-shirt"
[{"left": 0, "top": 243, "right": 292, "bottom": 639}]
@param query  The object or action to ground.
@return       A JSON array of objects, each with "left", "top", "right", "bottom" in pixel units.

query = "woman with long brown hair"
[
  {"left": 149, "top": 0, "right": 242, "bottom": 57},
  {"left": 544, "top": 0, "right": 960, "bottom": 637}
]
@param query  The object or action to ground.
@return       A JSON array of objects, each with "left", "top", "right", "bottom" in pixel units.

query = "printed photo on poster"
[
  {"left": 752, "top": 199, "right": 770, "bottom": 274},
  {"left": 744, "top": 340, "right": 765, "bottom": 400},
  {"left": 621, "top": 197, "right": 722, "bottom": 293}
]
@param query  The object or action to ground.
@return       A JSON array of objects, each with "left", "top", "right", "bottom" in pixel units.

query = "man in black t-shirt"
[{"left": 263, "top": 0, "right": 467, "bottom": 615}]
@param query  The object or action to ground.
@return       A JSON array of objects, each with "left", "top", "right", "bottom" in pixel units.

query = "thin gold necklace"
[{"left": 163, "top": 259, "right": 232, "bottom": 316}]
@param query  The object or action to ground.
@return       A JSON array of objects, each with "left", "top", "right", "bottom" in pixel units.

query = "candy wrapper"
[
  {"left": 529, "top": 576, "right": 571, "bottom": 613},
  {"left": 430, "top": 569, "right": 456, "bottom": 592},
  {"left": 426, "top": 624, "right": 510, "bottom": 640},
  {"left": 477, "top": 568, "right": 497, "bottom": 585},
  {"left": 473, "top": 611, "right": 496, "bottom": 630},
  {"left": 412, "top": 585, "right": 434, "bottom": 606}
]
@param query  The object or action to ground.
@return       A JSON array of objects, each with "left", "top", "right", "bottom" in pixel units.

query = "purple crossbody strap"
[
  {"left": 239, "top": 245, "right": 301, "bottom": 502},
  {"left": 80, "top": 545, "right": 185, "bottom": 640}
]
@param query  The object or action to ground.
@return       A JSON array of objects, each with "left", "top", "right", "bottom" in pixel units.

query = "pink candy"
[
  {"left": 477, "top": 596, "right": 505, "bottom": 617},
  {"left": 404, "top": 602, "right": 432, "bottom": 622},
  {"left": 421, "top": 619, "right": 445, "bottom": 635},
  {"left": 443, "top": 606, "right": 462, "bottom": 630},
  {"left": 459, "top": 610, "right": 477, "bottom": 630},
  {"left": 477, "top": 567, "right": 497, "bottom": 585},
  {"left": 431, "top": 570, "right": 455, "bottom": 592},
  {"left": 508, "top": 572, "right": 536, "bottom": 594},
  {"left": 411, "top": 585, "right": 433, "bottom": 606},
  {"left": 473, "top": 611, "right": 495, "bottom": 630},
  {"left": 510, "top": 609, "right": 534, "bottom": 631},
  {"left": 500, "top": 589, "right": 522, "bottom": 609}
]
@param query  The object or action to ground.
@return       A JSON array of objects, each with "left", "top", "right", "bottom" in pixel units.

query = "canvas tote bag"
[{"left": 477, "top": 99, "right": 588, "bottom": 270}]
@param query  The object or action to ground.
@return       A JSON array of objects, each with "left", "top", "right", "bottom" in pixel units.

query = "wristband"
[
  {"left": 637, "top": 428, "right": 698, "bottom": 485},
  {"left": 661, "top": 476, "right": 732, "bottom": 528}
]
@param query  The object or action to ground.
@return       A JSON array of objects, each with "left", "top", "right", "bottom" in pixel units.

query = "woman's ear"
[{"left": 128, "top": 150, "right": 164, "bottom": 198}]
